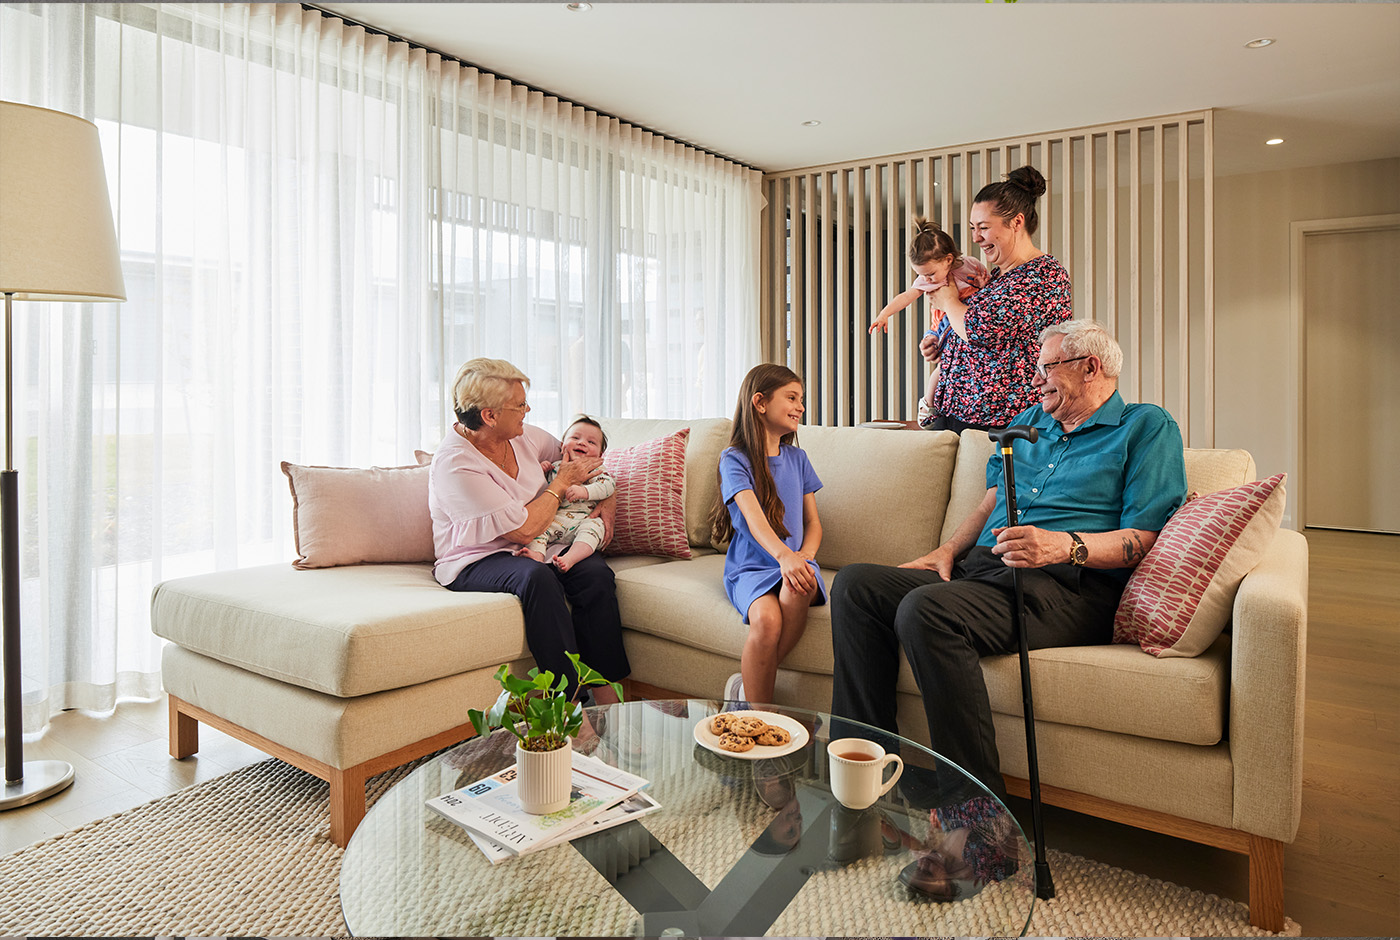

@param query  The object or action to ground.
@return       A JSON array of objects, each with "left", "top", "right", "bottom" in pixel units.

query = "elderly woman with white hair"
[{"left": 428, "top": 357, "right": 628, "bottom": 700}]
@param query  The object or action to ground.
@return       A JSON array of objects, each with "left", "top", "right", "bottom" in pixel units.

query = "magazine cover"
[
  {"left": 466, "top": 789, "right": 662, "bottom": 863},
  {"left": 425, "top": 750, "right": 649, "bottom": 855}
]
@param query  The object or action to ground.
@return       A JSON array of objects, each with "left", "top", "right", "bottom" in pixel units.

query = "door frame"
[{"left": 1290, "top": 213, "right": 1400, "bottom": 530}]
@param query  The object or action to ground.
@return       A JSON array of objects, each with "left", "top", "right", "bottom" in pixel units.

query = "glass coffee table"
[{"left": 339, "top": 699, "right": 1035, "bottom": 936}]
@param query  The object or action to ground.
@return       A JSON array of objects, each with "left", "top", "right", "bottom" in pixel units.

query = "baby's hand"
[
  {"left": 564, "top": 484, "right": 588, "bottom": 503},
  {"left": 869, "top": 311, "right": 891, "bottom": 335},
  {"left": 539, "top": 460, "right": 553, "bottom": 474}
]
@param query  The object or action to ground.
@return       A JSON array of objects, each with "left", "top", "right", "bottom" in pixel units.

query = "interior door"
[{"left": 1304, "top": 225, "right": 1400, "bottom": 533}]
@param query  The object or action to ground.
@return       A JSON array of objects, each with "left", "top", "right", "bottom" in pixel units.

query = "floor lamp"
[{"left": 0, "top": 101, "right": 126, "bottom": 810}]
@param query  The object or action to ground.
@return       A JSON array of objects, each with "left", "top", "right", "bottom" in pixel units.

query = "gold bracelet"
[{"left": 544, "top": 488, "right": 563, "bottom": 503}]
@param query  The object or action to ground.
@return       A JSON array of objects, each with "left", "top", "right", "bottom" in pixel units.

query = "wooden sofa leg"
[
  {"left": 329, "top": 766, "right": 368, "bottom": 849},
  {"left": 168, "top": 695, "right": 199, "bottom": 759},
  {"left": 1248, "top": 834, "right": 1285, "bottom": 931}
]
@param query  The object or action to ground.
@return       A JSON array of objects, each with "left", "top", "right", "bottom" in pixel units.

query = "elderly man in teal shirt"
[{"left": 831, "top": 319, "right": 1187, "bottom": 806}]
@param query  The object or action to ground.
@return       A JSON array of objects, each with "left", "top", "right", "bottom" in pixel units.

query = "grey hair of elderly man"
[{"left": 1040, "top": 318, "right": 1124, "bottom": 377}]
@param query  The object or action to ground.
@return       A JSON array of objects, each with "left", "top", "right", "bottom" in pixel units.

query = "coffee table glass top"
[{"left": 340, "top": 699, "right": 1035, "bottom": 937}]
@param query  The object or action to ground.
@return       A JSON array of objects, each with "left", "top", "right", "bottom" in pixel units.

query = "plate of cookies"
[{"left": 693, "top": 710, "right": 810, "bottom": 760}]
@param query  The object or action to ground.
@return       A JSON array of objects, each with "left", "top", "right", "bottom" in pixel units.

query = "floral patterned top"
[
  {"left": 929, "top": 253, "right": 1072, "bottom": 428},
  {"left": 933, "top": 795, "right": 1020, "bottom": 885}
]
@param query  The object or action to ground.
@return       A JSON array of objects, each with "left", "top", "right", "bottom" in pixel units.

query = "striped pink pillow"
[
  {"left": 1113, "top": 473, "right": 1286, "bottom": 657},
  {"left": 602, "top": 428, "right": 692, "bottom": 559}
]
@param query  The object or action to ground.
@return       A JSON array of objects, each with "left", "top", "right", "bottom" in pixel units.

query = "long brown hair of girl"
[{"left": 709, "top": 363, "right": 803, "bottom": 545}]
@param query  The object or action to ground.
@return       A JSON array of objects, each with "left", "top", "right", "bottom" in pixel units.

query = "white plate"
[
  {"left": 858, "top": 420, "right": 907, "bottom": 430},
  {"left": 692, "top": 710, "right": 811, "bottom": 761}
]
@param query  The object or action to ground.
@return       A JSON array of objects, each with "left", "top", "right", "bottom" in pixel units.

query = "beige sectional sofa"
[{"left": 150, "top": 415, "right": 1306, "bottom": 930}]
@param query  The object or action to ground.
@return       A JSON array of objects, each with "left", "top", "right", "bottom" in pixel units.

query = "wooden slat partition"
[{"left": 760, "top": 110, "right": 1214, "bottom": 444}]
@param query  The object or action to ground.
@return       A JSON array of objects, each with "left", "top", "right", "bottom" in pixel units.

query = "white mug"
[{"left": 828, "top": 737, "right": 903, "bottom": 810}]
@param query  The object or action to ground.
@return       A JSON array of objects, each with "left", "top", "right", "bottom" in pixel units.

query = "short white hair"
[
  {"left": 1040, "top": 320, "right": 1123, "bottom": 378},
  {"left": 452, "top": 357, "right": 529, "bottom": 423}
]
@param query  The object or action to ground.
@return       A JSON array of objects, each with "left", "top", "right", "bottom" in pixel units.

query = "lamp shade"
[{"left": 0, "top": 101, "right": 125, "bottom": 302}]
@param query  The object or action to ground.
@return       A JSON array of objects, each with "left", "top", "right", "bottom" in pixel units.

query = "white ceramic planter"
[{"left": 515, "top": 739, "right": 572, "bottom": 814}]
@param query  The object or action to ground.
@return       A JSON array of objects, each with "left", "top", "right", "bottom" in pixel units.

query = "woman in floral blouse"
[{"left": 920, "top": 165, "right": 1073, "bottom": 431}]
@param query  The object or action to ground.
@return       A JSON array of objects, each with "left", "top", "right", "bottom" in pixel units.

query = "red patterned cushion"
[
  {"left": 602, "top": 428, "right": 692, "bottom": 559},
  {"left": 1113, "top": 473, "right": 1286, "bottom": 657}
]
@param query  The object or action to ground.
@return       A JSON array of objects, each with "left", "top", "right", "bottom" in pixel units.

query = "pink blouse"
[{"left": 428, "top": 423, "right": 563, "bottom": 586}]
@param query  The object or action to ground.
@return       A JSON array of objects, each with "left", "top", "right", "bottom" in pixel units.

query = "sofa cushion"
[
  {"left": 1184, "top": 447, "right": 1257, "bottom": 496},
  {"left": 942, "top": 430, "right": 995, "bottom": 543},
  {"left": 981, "top": 634, "right": 1230, "bottom": 745},
  {"left": 150, "top": 563, "right": 530, "bottom": 696},
  {"left": 599, "top": 417, "right": 731, "bottom": 549},
  {"left": 281, "top": 461, "right": 434, "bottom": 569},
  {"left": 800, "top": 425, "right": 960, "bottom": 569},
  {"left": 1114, "top": 473, "right": 1286, "bottom": 657},
  {"left": 602, "top": 427, "right": 692, "bottom": 559},
  {"left": 614, "top": 555, "right": 837, "bottom": 677}
]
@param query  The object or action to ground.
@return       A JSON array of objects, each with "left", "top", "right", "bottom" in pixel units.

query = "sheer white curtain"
[{"left": 0, "top": 2, "right": 760, "bottom": 732}]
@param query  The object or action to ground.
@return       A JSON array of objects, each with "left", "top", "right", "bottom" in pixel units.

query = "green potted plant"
[{"left": 468, "top": 651, "right": 623, "bottom": 814}]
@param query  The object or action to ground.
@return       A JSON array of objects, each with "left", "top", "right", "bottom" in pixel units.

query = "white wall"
[{"left": 1214, "top": 156, "right": 1400, "bottom": 527}]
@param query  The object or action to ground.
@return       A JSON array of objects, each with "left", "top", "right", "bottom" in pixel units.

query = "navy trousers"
[
  {"left": 830, "top": 546, "right": 1122, "bottom": 801},
  {"left": 447, "top": 551, "right": 631, "bottom": 693}
]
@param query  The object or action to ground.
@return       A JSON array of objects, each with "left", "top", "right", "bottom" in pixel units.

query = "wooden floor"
[
  {"left": 2, "top": 529, "right": 1396, "bottom": 934},
  {"left": 1008, "top": 528, "right": 1400, "bottom": 936}
]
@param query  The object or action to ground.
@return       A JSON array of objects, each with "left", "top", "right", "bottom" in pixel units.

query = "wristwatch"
[{"left": 1068, "top": 532, "right": 1088, "bottom": 566}]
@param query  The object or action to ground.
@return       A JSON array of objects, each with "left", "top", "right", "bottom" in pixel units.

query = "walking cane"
[{"left": 986, "top": 424, "right": 1055, "bottom": 900}]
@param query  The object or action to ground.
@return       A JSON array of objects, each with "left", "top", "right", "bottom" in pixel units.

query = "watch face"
[{"left": 1071, "top": 536, "right": 1088, "bottom": 564}]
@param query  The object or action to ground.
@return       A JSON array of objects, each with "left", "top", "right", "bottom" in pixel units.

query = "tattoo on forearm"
[{"left": 1121, "top": 533, "right": 1146, "bottom": 566}]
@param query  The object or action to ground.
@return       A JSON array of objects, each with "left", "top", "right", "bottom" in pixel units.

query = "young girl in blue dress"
[{"left": 709, "top": 363, "right": 826, "bottom": 708}]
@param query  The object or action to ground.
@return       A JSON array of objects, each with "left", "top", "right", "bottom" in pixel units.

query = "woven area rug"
[{"left": 0, "top": 756, "right": 1300, "bottom": 937}]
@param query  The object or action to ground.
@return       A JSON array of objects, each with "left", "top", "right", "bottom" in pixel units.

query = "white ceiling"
[{"left": 316, "top": 2, "right": 1400, "bottom": 176}]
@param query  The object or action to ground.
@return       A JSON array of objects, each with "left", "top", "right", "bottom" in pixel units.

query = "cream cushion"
[
  {"left": 150, "top": 563, "right": 530, "bottom": 697},
  {"left": 800, "top": 425, "right": 960, "bottom": 569},
  {"left": 982, "top": 635, "right": 1230, "bottom": 745}
]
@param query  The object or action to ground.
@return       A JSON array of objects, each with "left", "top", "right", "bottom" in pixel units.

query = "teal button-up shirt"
[{"left": 976, "top": 391, "right": 1187, "bottom": 582}]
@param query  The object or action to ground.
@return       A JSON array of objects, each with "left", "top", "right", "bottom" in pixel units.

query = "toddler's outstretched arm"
[{"left": 870, "top": 286, "right": 925, "bottom": 335}]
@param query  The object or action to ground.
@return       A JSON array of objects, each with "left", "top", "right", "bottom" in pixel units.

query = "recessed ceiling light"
[
  {"left": 565, "top": 2, "right": 592, "bottom": 11},
  {"left": 1245, "top": 37, "right": 1276, "bottom": 49},
  {"left": 1266, "top": 138, "right": 1285, "bottom": 146},
  {"left": 800, "top": 120, "right": 821, "bottom": 127}
]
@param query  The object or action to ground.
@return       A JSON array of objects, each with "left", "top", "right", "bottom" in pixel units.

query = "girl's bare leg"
[
  {"left": 774, "top": 580, "right": 815, "bottom": 662},
  {"left": 742, "top": 593, "right": 785, "bottom": 705}
]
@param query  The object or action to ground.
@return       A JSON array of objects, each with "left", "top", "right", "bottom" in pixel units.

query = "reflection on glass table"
[{"left": 339, "top": 699, "right": 1035, "bottom": 937}]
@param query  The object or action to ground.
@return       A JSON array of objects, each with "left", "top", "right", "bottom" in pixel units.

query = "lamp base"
[{"left": 0, "top": 759, "right": 75, "bottom": 810}]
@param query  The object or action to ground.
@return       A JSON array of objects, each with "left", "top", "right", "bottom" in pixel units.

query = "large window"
[{"left": 0, "top": 1, "right": 759, "bottom": 728}]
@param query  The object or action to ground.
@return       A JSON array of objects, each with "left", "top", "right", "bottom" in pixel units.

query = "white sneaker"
[{"left": 723, "top": 672, "right": 748, "bottom": 710}]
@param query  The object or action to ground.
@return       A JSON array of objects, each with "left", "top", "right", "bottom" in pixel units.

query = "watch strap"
[{"left": 1069, "top": 531, "right": 1087, "bottom": 566}]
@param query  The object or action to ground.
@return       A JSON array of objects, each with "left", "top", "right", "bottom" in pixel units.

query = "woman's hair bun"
[{"left": 1007, "top": 165, "right": 1047, "bottom": 199}]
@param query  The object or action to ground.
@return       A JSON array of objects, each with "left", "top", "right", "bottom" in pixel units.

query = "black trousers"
[
  {"left": 447, "top": 551, "right": 631, "bottom": 693},
  {"left": 830, "top": 546, "right": 1122, "bottom": 801}
]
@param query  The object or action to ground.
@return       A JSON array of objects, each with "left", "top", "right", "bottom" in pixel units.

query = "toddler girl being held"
[{"left": 870, "top": 217, "right": 990, "bottom": 428}]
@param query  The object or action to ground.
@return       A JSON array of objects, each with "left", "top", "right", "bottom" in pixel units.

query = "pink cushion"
[
  {"left": 1113, "top": 473, "right": 1286, "bottom": 657},
  {"left": 281, "top": 461, "right": 434, "bottom": 569},
  {"left": 602, "top": 428, "right": 692, "bottom": 559}
]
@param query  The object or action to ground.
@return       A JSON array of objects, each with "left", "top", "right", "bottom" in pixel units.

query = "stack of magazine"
[{"left": 425, "top": 750, "right": 660, "bottom": 863}]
